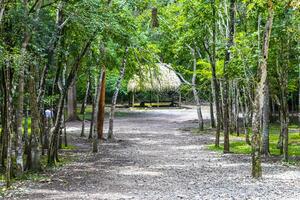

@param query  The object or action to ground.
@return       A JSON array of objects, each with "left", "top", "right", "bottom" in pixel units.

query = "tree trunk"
[
  {"left": 210, "top": 79, "right": 216, "bottom": 128},
  {"left": 97, "top": 66, "right": 106, "bottom": 140},
  {"left": 89, "top": 100, "right": 95, "bottom": 139},
  {"left": 151, "top": 7, "right": 159, "bottom": 28},
  {"left": 277, "top": 56, "right": 289, "bottom": 162},
  {"left": 93, "top": 69, "right": 105, "bottom": 152},
  {"left": 4, "top": 62, "right": 13, "bottom": 187},
  {"left": 67, "top": 82, "right": 79, "bottom": 121},
  {"left": 81, "top": 76, "right": 91, "bottom": 137},
  {"left": 37, "top": 1, "right": 67, "bottom": 104},
  {"left": 251, "top": 0, "right": 273, "bottom": 178},
  {"left": 108, "top": 47, "right": 129, "bottom": 140},
  {"left": 203, "top": 0, "right": 221, "bottom": 147},
  {"left": 48, "top": 33, "right": 95, "bottom": 165},
  {"left": 262, "top": 82, "right": 270, "bottom": 156},
  {"left": 223, "top": 0, "right": 236, "bottom": 153},
  {"left": 0, "top": 0, "right": 5, "bottom": 24},
  {"left": 15, "top": 0, "right": 31, "bottom": 176},
  {"left": 235, "top": 81, "right": 240, "bottom": 136},
  {"left": 241, "top": 87, "right": 251, "bottom": 145},
  {"left": 189, "top": 46, "right": 204, "bottom": 130},
  {"left": 28, "top": 65, "right": 42, "bottom": 171}
]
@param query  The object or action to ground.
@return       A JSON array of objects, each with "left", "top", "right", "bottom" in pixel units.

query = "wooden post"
[{"left": 97, "top": 66, "right": 106, "bottom": 140}]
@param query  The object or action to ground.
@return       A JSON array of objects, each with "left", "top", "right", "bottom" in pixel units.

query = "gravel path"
[{"left": 5, "top": 107, "right": 300, "bottom": 200}]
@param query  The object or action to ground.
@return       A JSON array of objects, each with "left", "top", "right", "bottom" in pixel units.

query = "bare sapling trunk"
[
  {"left": 89, "top": 100, "right": 95, "bottom": 139},
  {"left": 262, "top": 82, "right": 270, "bottom": 156},
  {"left": 251, "top": 0, "right": 273, "bottom": 178},
  {"left": 108, "top": 47, "right": 129, "bottom": 140},
  {"left": 235, "top": 81, "right": 240, "bottom": 136},
  {"left": 240, "top": 87, "right": 250, "bottom": 145},
  {"left": 81, "top": 76, "right": 91, "bottom": 137},
  {"left": 210, "top": 79, "right": 216, "bottom": 128},
  {"left": 189, "top": 46, "right": 204, "bottom": 130}
]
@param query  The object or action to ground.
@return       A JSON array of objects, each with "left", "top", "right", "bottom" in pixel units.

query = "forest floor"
[{"left": 4, "top": 106, "right": 300, "bottom": 200}]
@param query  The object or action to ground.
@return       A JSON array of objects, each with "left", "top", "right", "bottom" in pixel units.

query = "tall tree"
[
  {"left": 108, "top": 47, "right": 129, "bottom": 140},
  {"left": 223, "top": 0, "right": 236, "bottom": 153},
  {"left": 251, "top": 0, "right": 274, "bottom": 178}
]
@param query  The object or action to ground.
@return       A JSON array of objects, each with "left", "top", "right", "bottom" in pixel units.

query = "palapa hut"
[{"left": 127, "top": 63, "right": 182, "bottom": 107}]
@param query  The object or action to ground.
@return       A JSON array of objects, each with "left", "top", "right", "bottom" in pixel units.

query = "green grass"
[
  {"left": 78, "top": 105, "right": 129, "bottom": 121},
  {"left": 208, "top": 124, "right": 300, "bottom": 157},
  {"left": 61, "top": 144, "right": 77, "bottom": 150}
]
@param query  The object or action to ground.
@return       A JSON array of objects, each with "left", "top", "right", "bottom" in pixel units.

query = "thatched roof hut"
[{"left": 127, "top": 63, "right": 182, "bottom": 93}]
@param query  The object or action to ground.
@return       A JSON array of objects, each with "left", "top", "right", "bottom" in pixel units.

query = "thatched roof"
[{"left": 127, "top": 63, "right": 182, "bottom": 93}]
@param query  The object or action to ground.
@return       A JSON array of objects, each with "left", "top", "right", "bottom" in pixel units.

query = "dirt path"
[{"left": 5, "top": 107, "right": 300, "bottom": 200}]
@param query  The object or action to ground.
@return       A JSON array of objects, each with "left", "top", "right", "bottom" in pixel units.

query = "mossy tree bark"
[{"left": 15, "top": 0, "right": 30, "bottom": 175}]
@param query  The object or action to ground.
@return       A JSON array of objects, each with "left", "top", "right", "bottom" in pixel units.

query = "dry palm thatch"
[{"left": 127, "top": 63, "right": 182, "bottom": 93}]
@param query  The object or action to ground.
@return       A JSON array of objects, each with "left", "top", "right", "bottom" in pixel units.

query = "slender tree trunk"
[
  {"left": 277, "top": 57, "right": 289, "bottom": 162},
  {"left": 262, "top": 82, "right": 270, "bottom": 156},
  {"left": 4, "top": 62, "right": 13, "bottom": 187},
  {"left": 89, "top": 100, "right": 95, "bottom": 139},
  {"left": 28, "top": 65, "right": 42, "bottom": 171},
  {"left": 0, "top": 0, "right": 5, "bottom": 24},
  {"left": 239, "top": 87, "right": 250, "bottom": 144},
  {"left": 67, "top": 82, "right": 79, "bottom": 121},
  {"left": 223, "top": 0, "right": 236, "bottom": 153},
  {"left": 48, "top": 33, "right": 95, "bottom": 165},
  {"left": 151, "top": 7, "right": 159, "bottom": 28},
  {"left": 210, "top": 79, "right": 216, "bottom": 128},
  {"left": 235, "top": 81, "right": 240, "bottom": 136},
  {"left": 188, "top": 46, "right": 204, "bottom": 130},
  {"left": 251, "top": 0, "right": 273, "bottom": 178},
  {"left": 37, "top": 1, "right": 67, "bottom": 104},
  {"left": 81, "top": 76, "right": 91, "bottom": 137},
  {"left": 97, "top": 66, "right": 106, "bottom": 140},
  {"left": 108, "top": 47, "right": 129, "bottom": 140},
  {"left": 24, "top": 104, "right": 29, "bottom": 159},
  {"left": 93, "top": 69, "right": 105, "bottom": 152},
  {"left": 15, "top": 0, "right": 31, "bottom": 176},
  {"left": 213, "top": 2, "right": 221, "bottom": 147}
]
